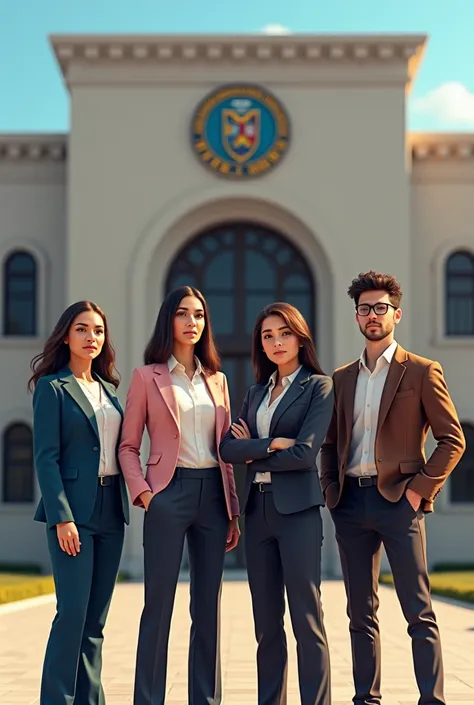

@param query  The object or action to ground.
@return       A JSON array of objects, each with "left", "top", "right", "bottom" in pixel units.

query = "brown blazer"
[{"left": 320, "top": 344, "right": 465, "bottom": 513}]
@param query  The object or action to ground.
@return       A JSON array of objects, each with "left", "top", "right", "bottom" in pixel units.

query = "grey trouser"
[
  {"left": 331, "top": 477, "right": 444, "bottom": 705},
  {"left": 134, "top": 467, "right": 229, "bottom": 705}
]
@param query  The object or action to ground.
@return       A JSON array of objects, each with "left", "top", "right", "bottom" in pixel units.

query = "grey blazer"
[{"left": 219, "top": 367, "right": 334, "bottom": 514}]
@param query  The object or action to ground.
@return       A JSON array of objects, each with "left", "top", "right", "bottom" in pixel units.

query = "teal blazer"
[{"left": 32, "top": 367, "right": 130, "bottom": 528}]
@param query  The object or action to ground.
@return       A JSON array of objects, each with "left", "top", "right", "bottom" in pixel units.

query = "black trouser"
[
  {"left": 134, "top": 467, "right": 229, "bottom": 705},
  {"left": 331, "top": 477, "right": 444, "bottom": 705},
  {"left": 41, "top": 476, "right": 125, "bottom": 705},
  {"left": 245, "top": 484, "right": 331, "bottom": 705}
]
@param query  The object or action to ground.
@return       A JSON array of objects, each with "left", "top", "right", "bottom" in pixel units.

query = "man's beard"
[{"left": 361, "top": 324, "right": 392, "bottom": 342}]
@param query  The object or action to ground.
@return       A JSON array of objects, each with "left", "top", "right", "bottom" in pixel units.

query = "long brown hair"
[
  {"left": 28, "top": 301, "right": 120, "bottom": 391},
  {"left": 252, "top": 302, "right": 325, "bottom": 384},
  {"left": 144, "top": 286, "right": 220, "bottom": 374}
]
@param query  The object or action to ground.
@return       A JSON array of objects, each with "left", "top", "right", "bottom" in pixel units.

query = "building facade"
[{"left": 0, "top": 33, "right": 473, "bottom": 577}]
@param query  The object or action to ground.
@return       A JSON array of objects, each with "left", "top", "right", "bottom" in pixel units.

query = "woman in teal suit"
[{"left": 29, "top": 300, "right": 129, "bottom": 705}]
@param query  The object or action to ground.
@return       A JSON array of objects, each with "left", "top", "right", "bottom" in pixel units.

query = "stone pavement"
[{"left": 0, "top": 580, "right": 473, "bottom": 705}]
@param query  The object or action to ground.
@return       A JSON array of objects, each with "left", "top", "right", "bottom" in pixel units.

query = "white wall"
[
  {"left": 0, "top": 158, "right": 66, "bottom": 571},
  {"left": 410, "top": 158, "right": 474, "bottom": 566},
  {"left": 64, "top": 59, "right": 412, "bottom": 577},
  {"left": 66, "top": 70, "right": 413, "bottom": 374}
]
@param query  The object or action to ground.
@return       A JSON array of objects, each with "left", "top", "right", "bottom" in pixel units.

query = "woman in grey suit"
[
  {"left": 29, "top": 300, "right": 129, "bottom": 705},
  {"left": 220, "top": 302, "right": 334, "bottom": 705}
]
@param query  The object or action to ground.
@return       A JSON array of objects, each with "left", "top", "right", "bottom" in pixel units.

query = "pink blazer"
[{"left": 118, "top": 363, "right": 240, "bottom": 519}]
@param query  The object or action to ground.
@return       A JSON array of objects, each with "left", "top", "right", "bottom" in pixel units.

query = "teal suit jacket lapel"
[
  {"left": 58, "top": 367, "right": 100, "bottom": 439},
  {"left": 93, "top": 374, "right": 123, "bottom": 418},
  {"left": 58, "top": 368, "right": 123, "bottom": 441}
]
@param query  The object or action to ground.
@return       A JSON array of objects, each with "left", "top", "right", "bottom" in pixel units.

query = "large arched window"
[
  {"left": 2, "top": 423, "right": 34, "bottom": 503},
  {"left": 445, "top": 250, "right": 474, "bottom": 336},
  {"left": 450, "top": 423, "right": 474, "bottom": 504},
  {"left": 167, "top": 223, "right": 316, "bottom": 569},
  {"left": 3, "top": 250, "right": 37, "bottom": 336},
  {"left": 166, "top": 222, "right": 316, "bottom": 412}
]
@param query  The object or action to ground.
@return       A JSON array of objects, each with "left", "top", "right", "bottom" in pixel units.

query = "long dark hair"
[
  {"left": 28, "top": 301, "right": 120, "bottom": 391},
  {"left": 144, "top": 286, "right": 220, "bottom": 374},
  {"left": 252, "top": 302, "right": 325, "bottom": 384}
]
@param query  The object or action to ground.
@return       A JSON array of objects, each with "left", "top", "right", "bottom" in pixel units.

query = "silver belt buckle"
[
  {"left": 258, "top": 483, "right": 264, "bottom": 493},
  {"left": 99, "top": 476, "right": 107, "bottom": 486}
]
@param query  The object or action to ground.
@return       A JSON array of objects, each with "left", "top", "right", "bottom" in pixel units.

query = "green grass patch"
[
  {"left": 0, "top": 571, "right": 131, "bottom": 605},
  {"left": 431, "top": 562, "right": 474, "bottom": 573},
  {"left": 0, "top": 573, "right": 55, "bottom": 605},
  {"left": 380, "top": 571, "right": 474, "bottom": 604}
]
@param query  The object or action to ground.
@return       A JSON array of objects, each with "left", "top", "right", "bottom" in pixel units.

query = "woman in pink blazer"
[{"left": 119, "top": 286, "right": 240, "bottom": 705}]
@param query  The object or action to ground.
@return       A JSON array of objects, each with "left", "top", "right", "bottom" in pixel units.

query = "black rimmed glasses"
[{"left": 355, "top": 302, "right": 398, "bottom": 316}]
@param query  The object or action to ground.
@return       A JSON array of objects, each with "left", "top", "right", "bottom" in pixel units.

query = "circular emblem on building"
[{"left": 191, "top": 85, "right": 290, "bottom": 178}]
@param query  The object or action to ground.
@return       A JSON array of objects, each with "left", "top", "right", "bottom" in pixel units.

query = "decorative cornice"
[
  {"left": 0, "top": 135, "right": 67, "bottom": 162},
  {"left": 410, "top": 134, "right": 474, "bottom": 161},
  {"left": 4, "top": 131, "right": 473, "bottom": 165},
  {"left": 50, "top": 33, "right": 427, "bottom": 84}
]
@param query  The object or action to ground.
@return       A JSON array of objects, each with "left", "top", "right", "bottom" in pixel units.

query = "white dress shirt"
[
  {"left": 76, "top": 379, "right": 121, "bottom": 476},
  {"left": 346, "top": 340, "right": 398, "bottom": 478},
  {"left": 255, "top": 366, "right": 302, "bottom": 484},
  {"left": 168, "top": 356, "right": 219, "bottom": 469}
]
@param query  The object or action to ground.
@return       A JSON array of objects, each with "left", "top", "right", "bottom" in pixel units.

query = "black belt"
[
  {"left": 98, "top": 475, "right": 118, "bottom": 486},
  {"left": 252, "top": 482, "right": 273, "bottom": 493},
  {"left": 174, "top": 467, "right": 219, "bottom": 479},
  {"left": 346, "top": 475, "right": 377, "bottom": 488}
]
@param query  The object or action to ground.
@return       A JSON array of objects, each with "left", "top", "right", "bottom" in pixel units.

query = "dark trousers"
[
  {"left": 41, "top": 477, "right": 125, "bottom": 705},
  {"left": 134, "top": 467, "right": 229, "bottom": 705},
  {"left": 245, "top": 485, "right": 331, "bottom": 705},
  {"left": 331, "top": 478, "right": 444, "bottom": 705}
]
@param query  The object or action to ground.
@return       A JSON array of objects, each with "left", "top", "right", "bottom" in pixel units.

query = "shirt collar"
[
  {"left": 168, "top": 355, "right": 203, "bottom": 375},
  {"left": 268, "top": 365, "right": 302, "bottom": 390},
  {"left": 359, "top": 340, "right": 398, "bottom": 370}
]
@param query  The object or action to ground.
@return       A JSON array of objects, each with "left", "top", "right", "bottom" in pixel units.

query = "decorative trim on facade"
[
  {"left": 0, "top": 136, "right": 67, "bottom": 162},
  {"left": 410, "top": 134, "right": 474, "bottom": 161},
  {"left": 50, "top": 33, "right": 426, "bottom": 81}
]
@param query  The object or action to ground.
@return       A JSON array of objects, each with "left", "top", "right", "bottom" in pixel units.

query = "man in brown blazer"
[{"left": 320, "top": 270, "right": 465, "bottom": 705}]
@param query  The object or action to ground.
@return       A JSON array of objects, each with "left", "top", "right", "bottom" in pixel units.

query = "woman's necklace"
[{"left": 77, "top": 378, "right": 103, "bottom": 406}]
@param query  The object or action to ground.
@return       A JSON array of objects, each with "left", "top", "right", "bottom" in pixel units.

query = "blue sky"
[{"left": 1, "top": 0, "right": 474, "bottom": 133}]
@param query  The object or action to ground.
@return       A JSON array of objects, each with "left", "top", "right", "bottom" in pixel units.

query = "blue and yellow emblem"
[{"left": 191, "top": 85, "right": 290, "bottom": 178}]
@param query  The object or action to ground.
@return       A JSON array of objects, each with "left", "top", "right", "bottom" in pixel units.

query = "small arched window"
[
  {"left": 2, "top": 423, "right": 34, "bottom": 503},
  {"left": 450, "top": 423, "right": 474, "bottom": 504},
  {"left": 3, "top": 250, "right": 37, "bottom": 336},
  {"left": 445, "top": 250, "right": 474, "bottom": 336}
]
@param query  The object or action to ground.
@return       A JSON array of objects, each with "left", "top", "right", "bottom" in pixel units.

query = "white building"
[{"left": 0, "top": 33, "right": 473, "bottom": 578}]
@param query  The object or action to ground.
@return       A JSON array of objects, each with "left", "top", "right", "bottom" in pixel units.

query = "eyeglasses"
[{"left": 355, "top": 303, "right": 398, "bottom": 316}]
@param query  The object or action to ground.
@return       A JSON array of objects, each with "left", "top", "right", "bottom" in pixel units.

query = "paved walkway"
[{"left": 0, "top": 580, "right": 473, "bottom": 704}]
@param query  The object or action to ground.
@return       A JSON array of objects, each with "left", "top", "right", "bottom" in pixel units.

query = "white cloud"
[
  {"left": 411, "top": 82, "right": 474, "bottom": 127},
  {"left": 260, "top": 24, "right": 292, "bottom": 35}
]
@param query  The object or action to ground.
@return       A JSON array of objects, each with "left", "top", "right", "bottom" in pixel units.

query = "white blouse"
[
  {"left": 76, "top": 379, "right": 121, "bottom": 476},
  {"left": 168, "top": 356, "right": 219, "bottom": 469}
]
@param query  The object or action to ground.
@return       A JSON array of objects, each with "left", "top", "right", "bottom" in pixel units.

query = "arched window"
[
  {"left": 167, "top": 222, "right": 315, "bottom": 412},
  {"left": 2, "top": 423, "right": 34, "bottom": 503},
  {"left": 450, "top": 423, "right": 474, "bottom": 504},
  {"left": 445, "top": 250, "right": 474, "bottom": 336},
  {"left": 3, "top": 250, "right": 37, "bottom": 336},
  {"left": 167, "top": 222, "right": 316, "bottom": 569}
]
